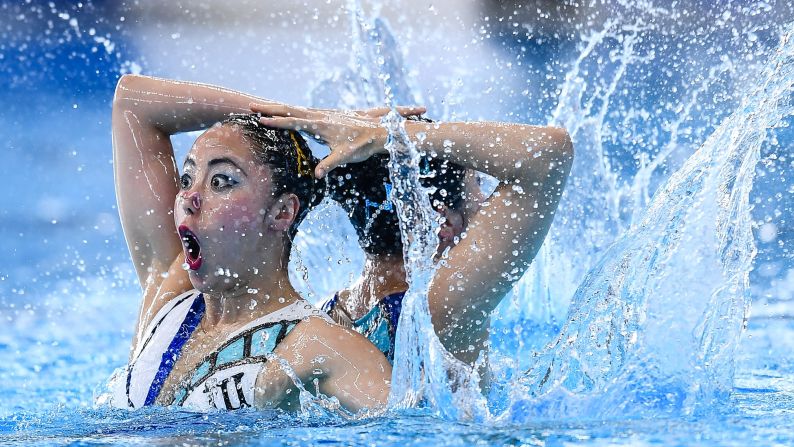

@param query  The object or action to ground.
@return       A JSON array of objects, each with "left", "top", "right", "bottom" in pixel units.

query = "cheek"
[{"left": 206, "top": 196, "right": 263, "bottom": 231}]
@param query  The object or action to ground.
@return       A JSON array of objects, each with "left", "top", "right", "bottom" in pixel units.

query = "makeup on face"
[{"left": 174, "top": 127, "right": 281, "bottom": 290}]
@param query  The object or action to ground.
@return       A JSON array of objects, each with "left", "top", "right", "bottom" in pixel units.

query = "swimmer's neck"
[
  {"left": 201, "top": 268, "right": 299, "bottom": 329},
  {"left": 343, "top": 253, "right": 407, "bottom": 319}
]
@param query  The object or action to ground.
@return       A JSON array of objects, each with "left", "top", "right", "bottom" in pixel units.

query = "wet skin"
[{"left": 173, "top": 125, "right": 286, "bottom": 295}]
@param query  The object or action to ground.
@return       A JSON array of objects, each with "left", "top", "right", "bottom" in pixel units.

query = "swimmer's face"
[
  {"left": 173, "top": 125, "right": 287, "bottom": 292},
  {"left": 435, "top": 204, "right": 465, "bottom": 255}
]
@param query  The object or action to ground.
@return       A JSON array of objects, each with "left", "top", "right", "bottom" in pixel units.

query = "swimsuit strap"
[
  {"left": 321, "top": 293, "right": 339, "bottom": 314},
  {"left": 143, "top": 293, "right": 205, "bottom": 406},
  {"left": 344, "top": 290, "right": 406, "bottom": 362},
  {"left": 379, "top": 291, "right": 405, "bottom": 360},
  {"left": 321, "top": 294, "right": 354, "bottom": 329}
]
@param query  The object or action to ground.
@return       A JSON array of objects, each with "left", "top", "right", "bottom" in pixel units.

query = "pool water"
[
  {"left": 1, "top": 1, "right": 793, "bottom": 445},
  {"left": 2, "top": 312, "right": 792, "bottom": 445}
]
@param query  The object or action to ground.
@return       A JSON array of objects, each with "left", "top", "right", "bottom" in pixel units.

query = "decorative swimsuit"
[
  {"left": 322, "top": 291, "right": 405, "bottom": 362},
  {"left": 120, "top": 289, "right": 329, "bottom": 410}
]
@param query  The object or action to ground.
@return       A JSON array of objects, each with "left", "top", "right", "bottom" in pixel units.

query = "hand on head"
[{"left": 249, "top": 103, "right": 426, "bottom": 179}]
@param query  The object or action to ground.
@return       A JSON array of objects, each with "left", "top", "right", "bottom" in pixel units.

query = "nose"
[{"left": 181, "top": 191, "right": 202, "bottom": 215}]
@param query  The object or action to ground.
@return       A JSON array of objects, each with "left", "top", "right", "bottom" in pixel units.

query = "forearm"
[
  {"left": 113, "top": 74, "right": 281, "bottom": 135},
  {"left": 403, "top": 121, "right": 573, "bottom": 183}
]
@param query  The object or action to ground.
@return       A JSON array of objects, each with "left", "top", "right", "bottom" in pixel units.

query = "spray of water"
[
  {"left": 309, "top": 0, "right": 791, "bottom": 423},
  {"left": 509, "top": 25, "right": 794, "bottom": 420}
]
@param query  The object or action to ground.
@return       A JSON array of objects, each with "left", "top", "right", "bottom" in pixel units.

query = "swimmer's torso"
[{"left": 123, "top": 289, "right": 330, "bottom": 410}]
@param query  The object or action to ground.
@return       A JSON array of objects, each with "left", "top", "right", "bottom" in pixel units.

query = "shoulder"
[
  {"left": 283, "top": 314, "right": 347, "bottom": 344},
  {"left": 277, "top": 315, "right": 387, "bottom": 368}
]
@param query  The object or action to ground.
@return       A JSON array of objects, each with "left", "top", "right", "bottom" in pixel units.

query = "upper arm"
[
  {"left": 256, "top": 317, "right": 391, "bottom": 412},
  {"left": 428, "top": 127, "right": 573, "bottom": 351},
  {"left": 112, "top": 75, "right": 183, "bottom": 289}
]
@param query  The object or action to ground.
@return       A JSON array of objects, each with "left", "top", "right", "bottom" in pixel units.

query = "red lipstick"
[{"left": 178, "top": 225, "right": 202, "bottom": 270}]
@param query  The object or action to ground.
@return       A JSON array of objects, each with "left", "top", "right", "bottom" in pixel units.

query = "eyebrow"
[{"left": 183, "top": 156, "right": 247, "bottom": 176}]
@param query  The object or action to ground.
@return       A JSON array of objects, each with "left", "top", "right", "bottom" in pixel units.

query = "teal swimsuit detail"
[{"left": 322, "top": 291, "right": 404, "bottom": 362}]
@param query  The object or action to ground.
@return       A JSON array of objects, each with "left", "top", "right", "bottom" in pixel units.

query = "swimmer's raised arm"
[
  {"left": 253, "top": 106, "right": 573, "bottom": 363},
  {"left": 400, "top": 121, "right": 573, "bottom": 361},
  {"left": 254, "top": 317, "right": 392, "bottom": 412},
  {"left": 112, "top": 74, "right": 285, "bottom": 290}
]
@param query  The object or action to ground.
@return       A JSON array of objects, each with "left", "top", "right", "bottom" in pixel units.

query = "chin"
[
  {"left": 191, "top": 266, "right": 251, "bottom": 295},
  {"left": 186, "top": 268, "right": 213, "bottom": 293}
]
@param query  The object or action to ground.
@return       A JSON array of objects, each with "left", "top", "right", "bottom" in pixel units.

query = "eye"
[
  {"left": 211, "top": 174, "right": 238, "bottom": 191},
  {"left": 180, "top": 173, "right": 192, "bottom": 190}
]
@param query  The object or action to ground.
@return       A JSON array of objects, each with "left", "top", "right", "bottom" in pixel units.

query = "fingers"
[
  {"left": 359, "top": 105, "right": 427, "bottom": 118},
  {"left": 395, "top": 105, "right": 427, "bottom": 117},
  {"left": 249, "top": 102, "right": 308, "bottom": 119},
  {"left": 315, "top": 149, "right": 353, "bottom": 179},
  {"left": 359, "top": 107, "right": 390, "bottom": 117},
  {"left": 258, "top": 116, "right": 318, "bottom": 132}
]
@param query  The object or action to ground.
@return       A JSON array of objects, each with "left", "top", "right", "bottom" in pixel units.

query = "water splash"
[
  {"left": 505, "top": 2, "right": 778, "bottom": 329},
  {"left": 310, "top": 0, "right": 420, "bottom": 110},
  {"left": 511, "top": 25, "right": 794, "bottom": 420},
  {"left": 379, "top": 110, "right": 488, "bottom": 419},
  {"left": 308, "top": 2, "right": 486, "bottom": 418},
  {"left": 310, "top": 1, "right": 792, "bottom": 422}
]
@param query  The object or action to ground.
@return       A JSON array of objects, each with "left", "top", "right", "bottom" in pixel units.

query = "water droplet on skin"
[
  {"left": 181, "top": 263, "right": 190, "bottom": 270},
  {"left": 247, "top": 288, "right": 259, "bottom": 294},
  {"left": 248, "top": 299, "right": 258, "bottom": 310},
  {"left": 278, "top": 297, "right": 285, "bottom": 303}
]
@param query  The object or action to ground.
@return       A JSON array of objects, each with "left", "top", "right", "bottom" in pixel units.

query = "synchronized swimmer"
[{"left": 109, "top": 74, "right": 572, "bottom": 412}]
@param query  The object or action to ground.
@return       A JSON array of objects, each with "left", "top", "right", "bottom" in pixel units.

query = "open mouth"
[{"left": 178, "top": 225, "right": 202, "bottom": 270}]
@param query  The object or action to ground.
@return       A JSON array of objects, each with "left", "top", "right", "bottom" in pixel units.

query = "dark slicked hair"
[
  {"left": 221, "top": 114, "right": 324, "bottom": 249},
  {"left": 328, "top": 153, "right": 465, "bottom": 256}
]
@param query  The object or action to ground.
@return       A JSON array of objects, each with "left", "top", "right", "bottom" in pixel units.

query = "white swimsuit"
[{"left": 113, "top": 289, "right": 330, "bottom": 411}]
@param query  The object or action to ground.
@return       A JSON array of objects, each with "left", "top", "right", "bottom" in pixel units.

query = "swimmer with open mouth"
[
  {"left": 109, "top": 73, "right": 572, "bottom": 411},
  {"left": 110, "top": 74, "right": 426, "bottom": 411}
]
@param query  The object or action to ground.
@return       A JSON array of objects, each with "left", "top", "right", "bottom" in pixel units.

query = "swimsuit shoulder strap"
[
  {"left": 380, "top": 290, "right": 405, "bottom": 335},
  {"left": 132, "top": 289, "right": 201, "bottom": 362},
  {"left": 127, "top": 290, "right": 205, "bottom": 408},
  {"left": 342, "top": 290, "right": 406, "bottom": 363},
  {"left": 321, "top": 293, "right": 354, "bottom": 329}
]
